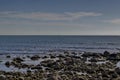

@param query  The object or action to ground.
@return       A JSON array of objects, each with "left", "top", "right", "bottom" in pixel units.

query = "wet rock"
[
  {"left": 0, "top": 75, "right": 6, "bottom": 80},
  {"left": 107, "top": 53, "right": 120, "bottom": 61},
  {"left": 5, "top": 61, "right": 11, "bottom": 67},
  {"left": 6, "top": 55, "right": 11, "bottom": 58},
  {"left": 42, "top": 56, "right": 48, "bottom": 59},
  {"left": 21, "top": 63, "right": 29, "bottom": 68},
  {"left": 30, "top": 55, "right": 40, "bottom": 60},
  {"left": 89, "top": 58, "right": 98, "bottom": 62},
  {"left": 27, "top": 55, "right": 30, "bottom": 58},
  {"left": 103, "top": 51, "right": 110, "bottom": 57},
  {"left": 102, "top": 72, "right": 110, "bottom": 78},
  {"left": 71, "top": 52, "right": 77, "bottom": 55},
  {"left": 41, "top": 60, "right": 55, "bottom": 67},
  {"left": 81, "top": 52, "right": 100, "bottom": 58},
  {"left": 47, "top": 76, "right": 56, "bottom": 80},
  {"left": 81, "top": 53, "right": 90, "bottom": 57},
  {"left": 71, "top": 55, "right": 81, "bottom": 59},
  {"left": 50, "top": 55, "right": 56, "bottom": 58},
  {"left": 64, "top": 51, "right": 69, "bottom": 54},
  {"left": 57, "top": 54, "right": 65, "bottom": 58},
  {"left": 109, "top": 54, "right": 117, "bottom": 58},
  {"left": 18, "top": 77, "right": 24, "bottom": 80},
  {"left": 13, "top": 57, "right": 24, "bottom": 63},
  {"left": 0, "top": 60, "right": 2, "bottom": 63},
  {"left": 115, "top": 67, "right": 120, "bottom": 75},
  {"left": 86, "top": 69, "right": 95, "bottom": 74},
  {"left": 72, "top": 77, "right": 84, "bottom": 80},
  {"left": 111, "top": 72, "right": 118, "bottom": 78}
]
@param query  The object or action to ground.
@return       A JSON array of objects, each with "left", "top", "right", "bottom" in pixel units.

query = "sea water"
[{"left": 0, "top": 35, "right": 120, "bottom": 54}]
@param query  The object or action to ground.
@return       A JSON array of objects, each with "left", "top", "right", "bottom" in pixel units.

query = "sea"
[
  {"left": 0, "top": 35, "right": 120, "bottom": 54},
  {"left": 1, "top": 35, "right": 120, "bottom": 72}
]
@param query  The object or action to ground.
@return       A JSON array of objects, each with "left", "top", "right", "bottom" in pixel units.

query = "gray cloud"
[
  {"left": 0, "top": 11, "right": 102, "bottom": 21},
  {"left": 104, "top": 19, "right": 120, "bottom": 25}
]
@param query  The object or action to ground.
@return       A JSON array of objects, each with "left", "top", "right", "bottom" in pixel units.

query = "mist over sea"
[{"left": 0, "top": 35, "right": 120, "bottom": 54}]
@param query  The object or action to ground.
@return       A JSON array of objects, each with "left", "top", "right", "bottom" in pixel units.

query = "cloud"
[
  {"left": 0, "top": 11, "right": 102, "bottom": 21},
  {"left": 104, "top": 19, "right": 120, "bottom": 25}
]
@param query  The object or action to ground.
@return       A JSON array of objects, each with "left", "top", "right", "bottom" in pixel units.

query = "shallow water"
[{"left": 0, "top": 54, "right": 59, "bottom": 72}]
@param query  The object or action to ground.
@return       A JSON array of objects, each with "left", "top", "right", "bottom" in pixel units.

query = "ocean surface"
[{"left": 0, "top": 35, "right": 120, "bottom": 54}]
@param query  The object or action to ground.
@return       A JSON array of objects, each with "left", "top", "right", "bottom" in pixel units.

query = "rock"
[
  {"left": 30, "top": 55, "right": 40, "bottom": 60},
  {"left": 18, "top": 77, "right": 24, "bottom": 80},
  {"left": 0, "top": 60, "right": 2, "bottom": 63},
  {"left": 31, "top": 65, "right": 42, "bottom": 70},
  {"left": 47, "top": 77, "right": 56, "bottom": 80},
  {"left": 50, "top": 55, "right": 56, "bottom": 58},
  {"left": 13, "top": 57, "right": 24, "bottom": 63},
  {"left": 71, "top": 52, "right": 77, "bottom": 55},
  {"left": 6, "top": 55, "right": 11, "bottom": 58},
  {"left": 103, "top": 51, "right": 110, "bottom": 57},
  {"left": 0, "top": 75, "right": 6, "bottom": 80},
  {"left": 86, "top": 69, "right": 95, "bottom": 74},
  {"left": 42, "top": 56, "right": 48, "bottom": 59},
  {"left": 89, "top": 58, "right": 98, "bottom": 62},
  {"left": 64, "top": 51, "right": 69, "bottom": 54},
  {"left": 102, "top": 72, "right": 110, "bottom": 78},
  {"left": 115, "top": 67, "right": 120, "bottom": 75},
  {"left": 109, "top": 54, "right": 117, "bottom": 58},
  {"left": 82, "top": 52, "right": 100, "bottom": 57},
  {"left": 21, "top": 63, "right": 29, "bottom": 68},
  {"left": 81, "top": 53, "right": 91, "bottom": 57},
  {"left": 5, "top": 61, "right": 11, "bottom": 67},
  {"left": 72, "top": 77, "right": 84, "bottom": 80},
  {"left": 107, "top": 53, "right": 120, "bottom": 61},
  {"left": 41, "top": 60, "right": 55, "bottom": 67},
  {"left": 112, "top": 72, "right": 118, "bottom": 78},
  {"left": 57, "top": 54, "right": 65, "bottom": 58},
  {"left": 27, "top": 55, "right": 30, "bottom": 58}
]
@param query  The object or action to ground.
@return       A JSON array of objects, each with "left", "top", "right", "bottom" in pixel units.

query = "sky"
[{"left": 0, "top": 0, "right": 120, "bottom": 35}]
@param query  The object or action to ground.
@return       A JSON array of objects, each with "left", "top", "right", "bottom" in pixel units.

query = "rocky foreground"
[{"left": 1, "top": 51, "right": 120, "bottom": 80}]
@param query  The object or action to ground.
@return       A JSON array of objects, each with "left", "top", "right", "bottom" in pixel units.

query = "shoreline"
[{"left": 1, "top": 51, "right": 120, "bottom": 80}]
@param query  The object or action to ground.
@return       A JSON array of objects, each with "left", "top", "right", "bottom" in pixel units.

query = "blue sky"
[{"left": 0, "top": 0, "right": 120, "bottom": 35}]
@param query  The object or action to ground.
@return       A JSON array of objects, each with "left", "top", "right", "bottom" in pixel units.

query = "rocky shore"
[{"left": 1, "top": 51, "right": 120, "bottom": 80}]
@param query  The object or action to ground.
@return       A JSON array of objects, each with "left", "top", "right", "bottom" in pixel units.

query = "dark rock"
[
  {"left": 86, "top": 69, "right": 95, "bottom": 74},
  {"left": 103, "top": 51, "right": 110, "bottom": 57},
  {"left": 21, "top": 63, "right": 29, "bottom": 68},
  {"left": 89, "top": 58, "right": 98, "bottom": 62},
  {"left": 115, "top": 67, "right": 120, "bottom": 75},
  {"left": 102, "top": 72, "right": 110, "bottom": 78},
  {"left": 57, "top": 54, "right": 65, "bottom": 58},
  {"left": 71, "top": 52, "right": 77, "bottom": 55},
  {"left": 13, "top": 57, "right": 24, "bottom": 63},
  {"left": 72, "top": 77, "right": 84, "bottom": 80},
  {"left": 111, "top": 72, "right": 118, "bottom": 78},
  {"left": 0, "top": 75, "right": 6, "bottom": 80},
  {"left": 30, "top": 55, "right": 40, "bottom": 60},
  {"left": 107, "top": 54, "right": 120, "bottom": 61},
  {"left": 18, "top": 77, "right": 24, "bottom": 80},
  {"left": 41, "top": 60, "right": 55, "bottom": 67},
  {"left": 50, "top": 55, "right": 56, "bottom": 58},
  {"left": 6, "top": 55, "right": 11, "bottom": 58},
  {"left": 27, "top": 55, "right": 30, "bottom": 58},
  {"left": 82, "top": 52, "right": 100, "bottom": 57},
  {"left": 42, "top": 56, "right": 48, "bottom": 59},
  {"left": 0, "top": 60, "right": 2, "bottom": 63},
  {"left": 5, "top": 61, "right": 11, "bottom": 67}
]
